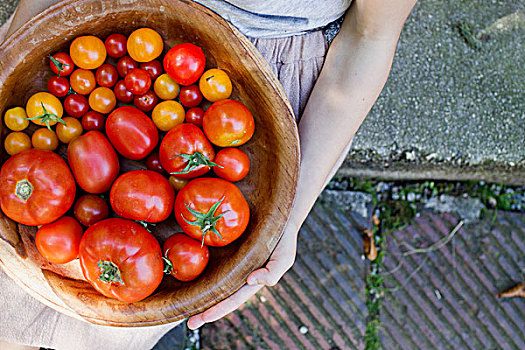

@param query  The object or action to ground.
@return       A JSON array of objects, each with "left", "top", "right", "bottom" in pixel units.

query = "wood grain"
[{"left": 0, "top": 0, "right": 299, "bottom": 326}]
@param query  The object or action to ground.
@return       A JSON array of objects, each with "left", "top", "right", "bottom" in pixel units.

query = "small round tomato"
[
  {"left": 199, "top": 69, "right": 232, "bottom": 102},
  {"left": 64, "top": 94, "right": 89, "bottom": 118},
  {"left": 26, "top": 92, "right": 64, "bottom": 129},
  {"left": 152, "top": 100, "right": 185, "bottom": 131},
  {"left": 49, "top": 52, "right": 74, "bottom": 76},
  {"left": 133, "top": 90, "right": 158, "bottom": 112},
  {"left": 96, "top": 64, "right": 118, "bottom": 88},
  {"left": 105, "top": 33, "right": 127, "bottom": 58},
  {"left": 169, "top": 175, "right": 188, "bottom": 191},
  {"left": 32, "top": 128, "right": 59, "bottom": 151},
  {"left": 110, "top": 170, "right": 174, "bottom": 223},
  {"left": 79, "top": 218, "right": 163, "bottom": 303},
  {"left": 163, "top": 43, "right": 205, "bottom": 86},
  {"left": 125, "top": 68, "right": 151, "bottom": 95},
  {"left": 89, "top": 87, "right": 117, "bottom": 114},
  {"left": 70, "top": 69, "right": 96, "bottom": 95},
  {"left": 106, "top": 106, "right": 158, "bottom": 160},
  {"left": 114, "top": 80, "right": 134, "bottom": 103},
  {"left": 36, "top": 217, "right": 83, "bottom": 264},
  {"left": 56, "top": 117, "right": 83, "bottom": 144},
  {"left": 185, "top": 107, "right": 204, "bottom": 128},
  {"left": 214, "top": 148, "right": 250, "bottom": 182},
  {"left": 145, "top": 152, "right": 166, "bottom": 174},
  {"left": 70, "top": 35, "right": 106, "bottom": 70},
  {"left": 4, "top": 132, "right": 31, "bottom": 156},
  {"left": 153, "top": 73, "right": 179, "bottom": 100},
  {"left": 127, "top": 28, "right": 164, "bottom": 63},
  {"left": 117, "top": 56, "right": 139, "bottom": 77},
  {"left": 163, "top": 233, "right": 209, "bottom": 281},
  {"left": 47, "top": 76, "right": 70, "bottom": 97},
  {"left": 203, "top": 99, "right": 255, "bottom": 147},
  {"left": 140, "top": 60, "right": 163, "bottom": 80},
  {"left": 179, "top": 85, "right": 203, "bottom": 108},
  {"left": 81, "top": 111, "right": 105, "bottom": 131},
  {"left": 4, "top": 107, "right": 29, "bottom": 131},
  {"left": 74, "top": 194, "right": 109, "bottom": 227}
]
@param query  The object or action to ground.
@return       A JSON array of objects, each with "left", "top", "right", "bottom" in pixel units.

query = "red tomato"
[
  {"left": 106, "top": 106, "right": 158, "bottom": 160},
  {"left": 79, "top": 218, "right": 163, "bottom": 303},
  {"left": 49, "top": 52, "right": 74, "bottom": 76},
  {"left": 96, "top": 64, "right": 118, "bottom": 88},
  {"left": 67, "top": 131, "right": 120, "bottom": 193},
  {"left": 125, "top": 68, "right": 151, "bottom": 95},
  {"left": 74, "top": 194, "right": 109, "bottom": 227},
  {"left": 0, "top": 149, "right": 76, "bottom": 226},
  {"left": 185, "top": 107, "right": 204, "bottom": 128},
  {"left": 133, "top": 90, "right": 158, "bottom": 112},
  {"left": 163, "top": 233, "right": 209, "bottom": 281},
  {"left": 110, "top": 170, "right": 174, "bottom": 223},
  {"left": 35, "top": 216, "right": 83, "bottom": 264},
  {"left": 159, "top": 123, "right": 216, "bottom": 179},
  {"left": 203, "top": 99, "right": 255, "bottom": 147},
  {"left": 163, "top": 43, "right": 205, "bottom": 86},
  {"left": 174, "top": 177, "right": 250, "bottom": 247},
  {"left": 179, "top": 85, "right": 203, "bottom": 108},
  {"left": 81, "top": 111, "right": 105, "bottom": 131},
  {"left": 105, "top": 33, "right": 127, "bottom": 58},
  {"left": 140, "top": 60, "right": 163, "bottom": 80},
  {"left": 64, "top": 94, "right": 89, "bottom": 118},
  {"left": 47, "top": 76, "right": 70, "bottom": 97},
  {"left": 117, "top": 56, "right": 139, "bottom": 77},
  {"left": 214, "top": 148, "right": 250, "bottom": 182},
  {"left": 145, "top": 152, "right": 166, "bottom": 174},
  {"left": 114, "top": 80, "right": 134, "bottom": 103}
]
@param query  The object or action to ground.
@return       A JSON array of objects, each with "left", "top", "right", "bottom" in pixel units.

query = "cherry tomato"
[
  {"left": 74, "top": 194, "right": 109, "bottom": 227},
  {"left": 127, "top": 28, "right": 164, "bottom": 63},
  {"left": 175, "top": 177, "right": 250, "bottom": 247},
  {"left": 36, "top": 217, "right": 83, "bottom": 264},
  {"left": 133, "top": 90, "right": 158, "bottom": 112},
  {"left": 89, "top": 87, "right": 117, "bottom": 114},
  {"left": 79, "top": 218, "right": 163, "bottom": 303},
  {"left": 152, "top": 100, "right": 185, "bottom": 131},
  {"left": 163, "top": 233, "right": 209, "bottom": 281},
  {"left": 185, "top": 107, "right": 204, "bottom": 128},
  {"left": 96, "top": 64, "right": 118, "bottom": 88},
  {"left": 32, "top": 128, "right": 59, "bottom": 151},
  {"left": 0, "top": 149, "right": 76, "bottom": 226},
  {"left": 81, "top": 111, "right": 105, "bottom": 131},
  {"left": 110, "top": 170, "right": 174, "bottom": 223},
  {"left": 106, "top": 106, "right": 158, "bottom": 160},
  {"left": 203, "top": 99, "right": 255, "bottom": 147},
  {"left": 69, "top": 35, "right": 106, "bottom": 70},
  {"left": 169, "top": 176, "right": 188, "bottom": 191},
  {"left": 117, "top": 56, "right": 139, "bottom": 77},
  {"left": 4, "top": 132, "right": 31, "bottom": 156},
  {"left": 49, "top": 52, "right": 74, "bottom": 76},
  {"left": 164, "top": 43, "right": 205, "bottom": 86},
  {"left": 179, "top": 85, "right": 203, "bottom": 108},
  {"left": 4, "top": 107, "right": 29, "bottom": 131},
  {"left": 68, "top": 131, "right": 119, "bottom": 194},
  {"left": 140, "top": 60, "right": 163, "bottom": 80},
  {"left": 159, "top": 123, "right": 216, "bottom": 179},
  {"left": 56, "top": 117, "right": 83, "bottom": 144},
  {"left": 105, "top": 33, "right": 127, "bottom": 58},
  {"left": 114, "top": 80, "right": 134, "bottom": 103},
  {"left": 70, "top": 69, "right": 96, "bottom": 95},
  {"left": 213, "top": 148, "right": 250, "bottom": 182},
  {"left": 26, "top": 92, "right": 64, "bottom": 129},
  {"left": 153, "top": 73, "right": 179, "bottom": 100},
  {"left": 199, "top": 68, "right": 232, "bottom": 102},
  {"left": 145, "top": 152, "right": 166, "bottom": 174},
  {"left": 47, "top": 76, "right": 70, "bottom": 97},
  {"left": 125, "top": 68, "right": 151, "bottom": 95},
  {"left": 64, "top": 94, "right": 89, "bottom": 118}
]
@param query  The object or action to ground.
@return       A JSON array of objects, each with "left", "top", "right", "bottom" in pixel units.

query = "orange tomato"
[
  {"left": 70, "top": 69, "right": 97, "bottom": 95},
  {"left": 56, "top": 117, "right": 83, "bottom": 144},
  {"left": 152, "top": 100, "right": 185, "bottom": 131},
  {"left": 32, "top": 128, "right": 59, "bottom": 151},
  {"left": 25, "top": 92, "right": 64, "bottom": 129},
  {"left": 127, "top": 28, "right": 164, "bottom": 63},
  {"left": 154, "top": 73, "right": 179, "bottom": 100},
  {"left": 89, "top": 87, "right": 117, "bottom": 114},
  {"left": 4, "top": 132, "right": 31, "bottom": 155},
  {"left": 70, "top": 35, "right": 106, "bottom": 70},
  {"left": 199, "top": 68, "right": 232, "bottom": 102},
  {"left": 4, "top": 107, "right": 29, "bottom": 131}
]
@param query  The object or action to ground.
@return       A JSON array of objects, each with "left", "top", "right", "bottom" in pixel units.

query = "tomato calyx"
[
  {"left": 170, "top": 152, "right": 223, "bottom": 175},
  {"left": 26, "top": 103, "right": 66, "bottom": 131},
  {"left": 134, "top": 220, "right": 156, "bottom": 232},
  {"left": 49, "top": 55, "right": 72, "bottom": 78},
  {"left": 97, "top": 260, "right": 124, "bottom": 284},
  {"left": 162, "top": 248, "right": 175, "bottom": 274},
  {"left": 182, "top": 197, "right": 228, "bottom": 247},
  {"left": 15, "top": 179, "right": 34, "bottom": 202}
]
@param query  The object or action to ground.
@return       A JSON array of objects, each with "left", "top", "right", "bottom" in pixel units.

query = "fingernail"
[{"left": 188, "top": 317, "right": 204, "bottom": 330}]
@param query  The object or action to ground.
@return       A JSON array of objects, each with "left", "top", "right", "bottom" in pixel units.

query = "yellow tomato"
[
  {"left": 127, "top": 28, "right": 164, "bottom": 62},
  {"left": 89, "top": 87, "right": 117, "bottom": 114},
  {"left": 152, "top": 100, "right": 185, "bottom": 131},
  {"left": 25, "top": 92, "right": 64, "bottom": 130},
  {"left": 32, "top": 128, "right": 59, "bottom": 151},
  {"left": 154, "top": 74, "right": 180, "bottom": 100},
  {"left": 70, "top": 35, "right": 107, "bottom": 69},
  {"left": 199, "top": 68, "right": 232, "bottom": 102},
  {"left": 56, "top": 117, "right": 83, "bottom": 144},
  {"left": 4, "top": 132, "right": 31, "bottom": 155},
  {"left": 4, "top": 107, "right": 29, "bottom": 131}
]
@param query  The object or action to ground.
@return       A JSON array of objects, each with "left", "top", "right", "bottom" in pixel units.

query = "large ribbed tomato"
[
  {"left": 0, "top": 149, "right": 76, "bottom": 226},
  {"left": 79, "top": 218, "right": 163, "bottom": 303}
]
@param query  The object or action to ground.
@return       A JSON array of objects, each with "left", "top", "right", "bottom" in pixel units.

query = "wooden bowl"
[{"left": 0, "top": 0, "right": 299, "bottom": 326}]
